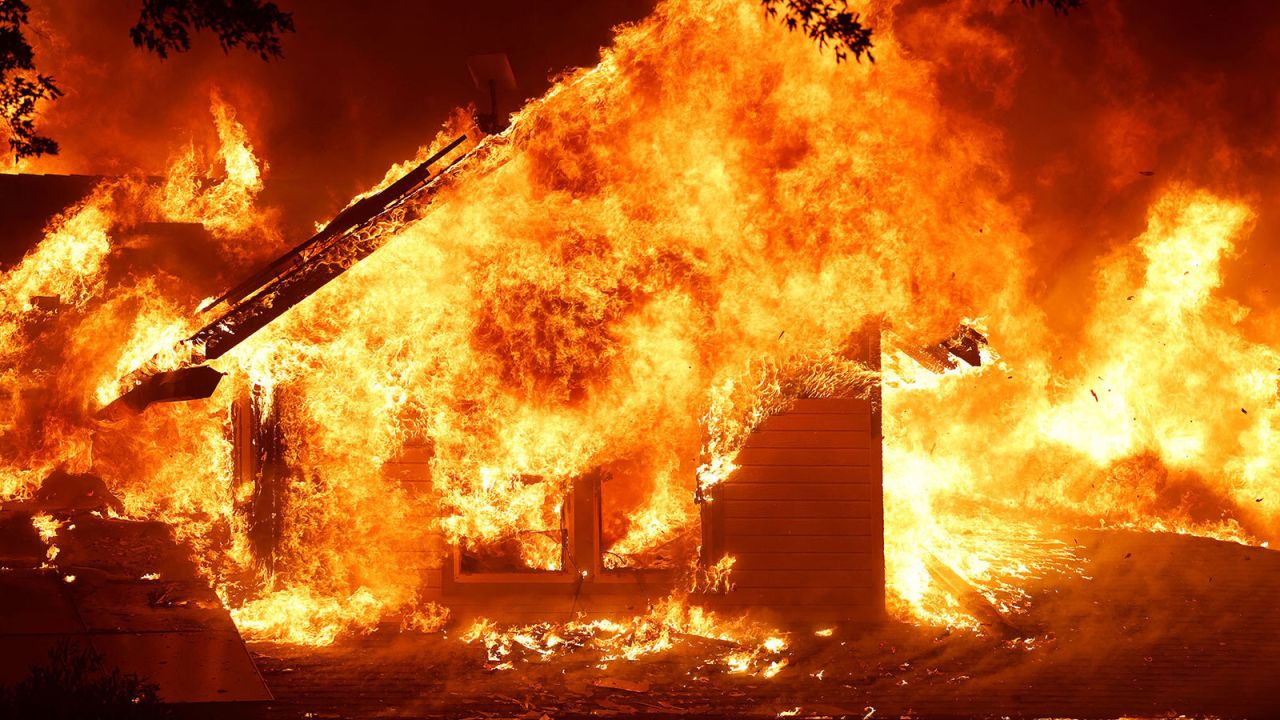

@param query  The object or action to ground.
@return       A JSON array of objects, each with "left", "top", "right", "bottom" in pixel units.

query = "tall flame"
[{"left": 2, "top": 0, "right": 1278, "bottom": 650}]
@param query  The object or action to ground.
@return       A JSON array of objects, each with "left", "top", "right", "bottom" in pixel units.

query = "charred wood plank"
[
  {"left": 205, "top": 134, "right": 469, "bottom": 311},
  {"left": 98, "top": 134, "right": 484, "bottom": 418},
  {"left": 742, "top": 430, "right": 873, "bottom": 449},
  {"left": 726, "top": 466, "right": 877, "bottom": 484},
  {"left": 98, "top": 366, "right": 224, "bottom": 420},
  {"left": 757, "top": 412, "right": 871, "bottom": 431},
  {"left": 719, "top": 481, "right": 875, "bottom": 500},
  {"left": 732, "top": 447, "right": 872, "bottom": 466},
  {"left": 196, "top": 136, "right": 473, "bottom": 361}
]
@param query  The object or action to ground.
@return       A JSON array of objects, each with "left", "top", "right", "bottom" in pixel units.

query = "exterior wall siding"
[{"left": 699, "top": 331, "right": 884, "bottom": 625}]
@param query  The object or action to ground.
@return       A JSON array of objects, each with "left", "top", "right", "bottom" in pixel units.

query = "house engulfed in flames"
[
  {"left": 94, "top": 127, "right": 895, "bottom": 627},
  {"left": 0, "top": 131, "right": 901, "bottom": 686},
  {"left": 8, "top": 2, "right": 1279, "bottom": 703},
  {"left": 1, "top": 107, "right": 907, "bottom": 657}
]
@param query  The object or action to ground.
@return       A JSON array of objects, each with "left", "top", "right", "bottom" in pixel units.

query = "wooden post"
[
  {"left": 568, "top": 471, "right": 601, "bottom": 578},
  {"left": 231, "top": 383, "right": 286, "bottom": 575}
]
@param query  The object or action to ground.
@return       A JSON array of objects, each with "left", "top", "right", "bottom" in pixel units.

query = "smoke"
[
  {"left": 21, "top": 0, "right": 1280, "bottom": 321},
  {"left": 895, "top": 0, "right": 1280, "bottom": 339},
  {"left": 17, "top": 1, "right": 657, "bottom": 233}
]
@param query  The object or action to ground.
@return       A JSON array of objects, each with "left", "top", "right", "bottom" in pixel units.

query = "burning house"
[
  {"left": 82, "top": 124, "right": 895, "bottom": 629},
  {"left": 3, "top": 0, "right": 1280, "bottom": 716}
]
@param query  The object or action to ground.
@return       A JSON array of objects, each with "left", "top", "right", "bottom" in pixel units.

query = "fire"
[
  {"left": 881, "top": 186, "right": 1275, "bottom": 623},
  {"left": 0, "top": 197, "right": 112, "bottom": 314},
  {"left": 30, "top": 512, "right": 62, "bottom": 542},
  {"left": 693, "top": 553, "right": 737, "bottom": 594},
  {"left": 1039, "top": 190, "right": 1265, "bottom": 475},
  {"left": 3, "top": 0, "right": 1280, "bottom": 656},
  {"left": 158, "top": 93, "right": 272, "bottom": 241},
  {"left": 698, "top": 353, "right": 878, "bottom": 493},
  {"left": 463, "top": 595, "right": 789, "bottom": 675},
  {"left": 605, "top": 461, "right": 695, "bottom": 568},
  {"left": 229, "top": 586, "right": 387, "bottom": 647}
]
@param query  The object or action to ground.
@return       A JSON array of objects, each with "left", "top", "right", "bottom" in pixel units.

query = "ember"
[{"left": 2, "top": 0, "right": 1279, "bottom": 716}]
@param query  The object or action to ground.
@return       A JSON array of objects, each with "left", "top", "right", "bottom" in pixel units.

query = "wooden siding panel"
[
  {"left": 759, "top": 412, "right": 870, "bottom": 432},
  {"left": 743, "top": 430, "right": 873, "bottom": 449},
  {"left": 698, "top": 597, "right": 882, "bottom": 622},
  {"left": 723, "top": 518, "right": 876, "bottom": 536},
  {"left": 726, "top": 466, "right": 876, "bottom": 484},
  {"left": 720, "top": 482, "right": 874, "bottom": 501},
  {"left": 722, "top": 500, "right": 874, "bottom": 519},
  {"left": 786, "top": 398, "right": 872, "bottom": 414},
  {"left": 730, "top": 552, "right": 878, "bottom": 571},
  {"left": 391, "top": 446, "right": 434, "bottom": 464},
  {"left": 701, "top": 332, "right": 883, "bottom": 622},
  {"left": 733, "top": 447, "right": 872, "bottom": 467},
  {"left": 723, "top": 535, "right": 881, "bottom": 554},
  {"left": 713, "top": 588, "right": 879, "bottom": 605},
  {"left": 731, "top": 569, "right": 879, "bottom": 588},
  {"left": 381, "top": 463, "right": 431, "bottom": 484}
]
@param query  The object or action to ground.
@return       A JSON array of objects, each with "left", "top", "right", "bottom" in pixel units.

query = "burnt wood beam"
[
  {"left": 205, "top": 134, "right": 469, "bottom": 313},
  {"left": 199, "top": 133, "right": 473, "bottom": 361},
  {"left": 97, "top": 133, "right": 489, "bottom": 419}
]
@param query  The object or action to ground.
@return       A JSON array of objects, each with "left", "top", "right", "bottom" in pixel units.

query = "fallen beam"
[{"left": 97, "top": 366, "right": 224, "bottom": 422}]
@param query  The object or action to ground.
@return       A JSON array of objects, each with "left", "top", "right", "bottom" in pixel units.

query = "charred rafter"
[{"left": 97, "top": 133, "right": 482, "bottom": 420}]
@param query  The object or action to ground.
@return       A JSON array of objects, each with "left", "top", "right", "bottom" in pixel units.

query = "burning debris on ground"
[{"left": 3, "top": 0, "right": 1280, "bottom": 717}]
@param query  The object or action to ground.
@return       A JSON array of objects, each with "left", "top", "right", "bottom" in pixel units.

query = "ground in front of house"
[{"left": 234, "top": 528, "right": 1280, "bottom": 719}]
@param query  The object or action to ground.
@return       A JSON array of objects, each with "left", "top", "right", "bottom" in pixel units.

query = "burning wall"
[
  {"left": 3, "top": 0, "right": 1280, "bottom": 649},
  {"left": 186, "top": 0, "right": 1023, "bottom": 635}
]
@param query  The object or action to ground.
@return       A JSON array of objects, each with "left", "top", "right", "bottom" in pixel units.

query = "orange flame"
[{"left": 3, "top": 0, "right": 1279, "bottom": 651}]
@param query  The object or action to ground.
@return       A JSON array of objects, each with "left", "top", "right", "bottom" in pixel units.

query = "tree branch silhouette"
[
  {"left": 762, "top": 0, "right": 875, "bottom": 64},
  {"left": 764, "top": 0, "right": 1084, "bottom": 64},
  {"left": 1, "top": 0, "right": 294, "bottom": 163},
  {"left": 1, "top": 0, "right": 63, "bottom": 162},
  {"left": 130, "top": 0, "right": 295, "bottom": 61},
  {"left": 1018, "top": 0, "right": 1084, "bottom": 14}
]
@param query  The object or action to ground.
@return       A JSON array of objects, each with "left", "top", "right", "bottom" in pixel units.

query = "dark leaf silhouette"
[
  {"left": 130, "top": 0, "right": 296, "bottom": 61},
  {"left": 762, "top": 0, "right": 875, "bottom": 63},
  {"left": 1018, "top": 0, "right": 1084, "bottom": 14},
  {"left": 2, "top": 0, "right": 294, "bottom": 161},
  {"left": 4, "top": 1, "right": 1074, "bottom": 161},
  {"left": 763, "top": 0, "right": 1082, "bottom": 65},
  {"left": 0, "top": 639, "right": 168, "bottom": 719},
  {"left": 0, "top": 0, "right": 62, "bottom": 162}
]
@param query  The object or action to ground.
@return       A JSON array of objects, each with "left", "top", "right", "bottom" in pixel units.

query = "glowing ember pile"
[
  {"left": 463, "top": 595, "right": 790, "bottom": 677},
  {"left": 2, "top": 0, "right": 1278, "bottom": 661}
]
